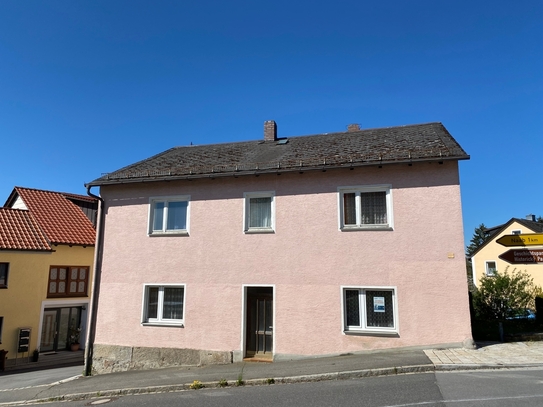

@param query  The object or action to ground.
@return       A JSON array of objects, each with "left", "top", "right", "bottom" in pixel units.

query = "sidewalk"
[{"left": 1, "top": 342, "right": 543, "bottom": 406}]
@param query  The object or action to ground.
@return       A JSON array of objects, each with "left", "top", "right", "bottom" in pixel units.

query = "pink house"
[{"left": 85, "top": 121, "right": 473, "bottom": 374}]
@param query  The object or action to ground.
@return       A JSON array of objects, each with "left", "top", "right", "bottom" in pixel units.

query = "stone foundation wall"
[{"left": 91, "top": 344, "right": 232, "bottom": 374}]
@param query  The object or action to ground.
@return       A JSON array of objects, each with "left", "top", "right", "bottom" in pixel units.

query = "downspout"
[{"left": 84, "top": 185, "right": 104, "bottom": 376}]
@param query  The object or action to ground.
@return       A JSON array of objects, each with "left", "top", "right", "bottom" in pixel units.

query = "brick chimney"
[
  {"left": 347, "top": 123, "right": 360, "bottom": 132},
  {"left": 264, "top": 120, "right": 277, "bottom": 141}
]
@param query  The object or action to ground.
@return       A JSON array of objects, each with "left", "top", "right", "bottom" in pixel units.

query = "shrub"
[{"left": 472, "top": 267, "right": 540, "bottom": 320}]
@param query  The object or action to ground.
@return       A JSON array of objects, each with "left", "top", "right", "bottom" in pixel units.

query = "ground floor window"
[
  {"left": 485, "top": 261, "right": 497, "bottom": 276},
  {"left": 343, "top": 287, "right": 398, "bottom": 334},
  {"left": 142, "top": 285, "right": 185, "bottom": 326}
]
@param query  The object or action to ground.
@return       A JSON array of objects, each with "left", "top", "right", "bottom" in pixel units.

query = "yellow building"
[
  {"left": 471, "top": 216, "right": 543, "bottom": 288},
  {"left": 0, "top": 187, "right": 96, "bottom": 369}
]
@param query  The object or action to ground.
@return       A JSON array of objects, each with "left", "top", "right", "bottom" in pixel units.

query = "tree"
[
  {"left": 466, "top": 223, "right": 489, "bottom": 257},
  {"left": 472, "top": 267, "right": 540, "bottom": 320}
]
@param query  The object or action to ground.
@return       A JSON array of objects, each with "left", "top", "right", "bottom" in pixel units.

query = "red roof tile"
[
  {"left": 4, "top": 187, "right": 97, "bottom": 247},
  {"left": 0, "top": 208, "right": 51, "bottom": 251}
]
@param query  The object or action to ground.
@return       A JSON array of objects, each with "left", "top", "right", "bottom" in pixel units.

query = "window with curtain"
[
  {"left": 339, "top": 186, "right": 392, "bottom": 230},
  {"left": 149, "top": 196, "right": 190, "bottom": 235},
  {"left": 343, "top": 287, "right": 397, "bottom": 334},
  {"left": 143, "top": 285, "right": 185, "bottom": 326},
  {"left": 244, "top": 192, "right": 275, "bottom": 232},
  {"left": 485, "top": 261, "right": 497, "bottom": 276}
]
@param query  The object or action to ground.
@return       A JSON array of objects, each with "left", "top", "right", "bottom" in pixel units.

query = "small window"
[
  {"left": 149, "top": 196, "right": 190, "bottom": 235},
  {"left": 338, "top": 186, "right": 393, "bottom": 230},
  {"left": 142, "top": 285, "right": 185, "bottom": 326},
  {"left": 512, "top": 230, "right": 521, "bottom": 235},
  {"left": 0, "top": 263, "right": 8, "bottom": 288},
  {"left": 48, "top": 266, "right": 89, "bottom": 298},
  {"left": 343, "top": 287, "right": 398, "bottom": 334},
  {"left": 244, "top": 192, "right": 275, "bottom": 233},
  {"left": 485, "top": 261, "right": 497, "bottom": 276}
]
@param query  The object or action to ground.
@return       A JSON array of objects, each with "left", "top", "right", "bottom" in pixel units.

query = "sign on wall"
[
  {"left": 499, "top": 249, "right": 543, "bottom": 265},
  {"left": 497, "top": 234, "right": 543, "bottom": 247}
]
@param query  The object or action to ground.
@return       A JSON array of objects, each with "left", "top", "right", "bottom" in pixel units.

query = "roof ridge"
[
  {"left": 172, "top": 122, "right": 446, "bottom": 149},
  {"left": 15, "top": 186, "right": 90, "bottom": 199}
]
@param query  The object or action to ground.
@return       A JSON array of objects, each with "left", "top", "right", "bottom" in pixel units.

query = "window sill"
[
  {"left": 344, "top": 328, "right": 398, "bottom": 337},
  {"left": 244, "top": 228, "right": 275, "bottom": 234},
  {"left": 47, "top": 294, "right": 89, "bottom": 298},
  {"left": 142, "top": 322, "right": 185, "bottom": 328},
  {"left": 340, "top": 226, "right": 393, "bottom": 232},
  {"left": 149, "top": 231, "right": 189, "bottom": 237}
]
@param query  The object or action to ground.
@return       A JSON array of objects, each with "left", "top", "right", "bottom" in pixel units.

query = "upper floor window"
[
  {"left": 149, "top": 196, "right": 190, "bottom": 236},
  {"left": 343, "top": 287, "right": 398, "bottom": 334},
  {"left": 142, "top": 284, "right": 185, "bottom": 326},
  {"left": 485, "top": 261, "right": 497, "bottom": 276},
  {"left": 244, "top": 192, "right": 275, "bottom": 233},
  {"left": 0, "top": 263, "right": 8, "bottom": 288},
  {"left": 338, "top": 185, "right": 393, "bottom": 231},
  {"left": 511, "top": 230, "right": 521, "bottom": 235},
  {"left": 48, "top": 266, "right": 89, "bottom": 298}
]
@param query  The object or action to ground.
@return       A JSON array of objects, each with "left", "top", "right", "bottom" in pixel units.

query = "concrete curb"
[
  {"left": 434, "top": 363, "right": 543, "bottom": 371},
  {"left": 0, "top": 363, "right": 543, "bottom": 406},
  {"left": 3, "top": 363, "right": 543, "bottom": 406}
]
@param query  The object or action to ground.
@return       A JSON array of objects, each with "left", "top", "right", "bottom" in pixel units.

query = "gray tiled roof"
[{"left": 87, "top": 122, "right": 469, "bottom": 186}]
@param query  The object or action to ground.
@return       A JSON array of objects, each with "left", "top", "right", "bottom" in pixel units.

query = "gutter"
[
  {"left": 84, "top": 185, "right": 104, "bottom": 376},
  {"left": 87, "top": 156, "right": 468, "bottom": 187}
]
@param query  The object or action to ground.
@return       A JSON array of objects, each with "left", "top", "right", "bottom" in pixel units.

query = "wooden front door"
[{"left": 245, "top": 287, "right": 273, "bottom": 359}]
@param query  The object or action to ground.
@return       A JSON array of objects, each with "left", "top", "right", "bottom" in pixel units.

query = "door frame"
[{"left": 241, "top": 285, "right": 275, "bottom": 360}]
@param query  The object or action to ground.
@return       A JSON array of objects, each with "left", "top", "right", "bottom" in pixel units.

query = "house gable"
[{"left": 471, "top": 218, "right": 543, "bottom": 287}]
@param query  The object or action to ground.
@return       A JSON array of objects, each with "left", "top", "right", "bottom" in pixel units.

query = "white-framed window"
[
  {"left": 342, "top": 287, "right": 398, "bottom": 334},
  {"left": 142, "top": 284, "right": 185, "bottom": 326},
  {"left": 338, "top": 185, "right": 393, "bottom": 230},
  {"left": 512, "top": 230, "right": 521, "bottom": 235},
  {"left": 485, "top": 261, "right": 497, "bottom": 276},
  {"left": 148, "top": 196, "right": 190, "bottom": 236},
  {"left": 244, "top": 191, "right": 275, "bottom": 233}
]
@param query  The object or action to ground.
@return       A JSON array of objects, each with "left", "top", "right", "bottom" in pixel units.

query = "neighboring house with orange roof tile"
[{"left": 0, "top": 187, "right": 97, "bottom": 368}]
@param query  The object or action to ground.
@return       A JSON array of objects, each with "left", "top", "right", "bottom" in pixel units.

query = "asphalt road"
[{"left": 24, "top": 368, "right": 543, "bottom": 407}]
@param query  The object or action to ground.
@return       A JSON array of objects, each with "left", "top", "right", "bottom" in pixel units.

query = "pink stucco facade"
[{"left": 94, "top": 161, "right": 472, "bottom": 367}]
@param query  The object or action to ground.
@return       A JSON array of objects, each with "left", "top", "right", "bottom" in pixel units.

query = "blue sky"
[{"left": 1, "top": 1, "right": 541, "bottom": 248}]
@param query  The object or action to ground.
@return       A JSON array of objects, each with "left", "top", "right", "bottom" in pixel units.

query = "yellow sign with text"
[{"left": 496, "top": 233, "right": 543, "bottom": 247}]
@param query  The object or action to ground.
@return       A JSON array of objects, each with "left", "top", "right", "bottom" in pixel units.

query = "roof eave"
[
  {"left": 50, "top": 242, "right": 96, "bottom": 248},
  {"left": 86, "top": 155, "right": 469, "bottom": 187},
  {"left": 0, "top": 247, "right": 54, "bottom": 252}
]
